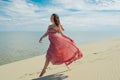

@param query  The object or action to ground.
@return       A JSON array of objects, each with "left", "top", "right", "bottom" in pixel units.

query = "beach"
[{"left": 0, "top": 38, "right": 120, "bottom": 80}]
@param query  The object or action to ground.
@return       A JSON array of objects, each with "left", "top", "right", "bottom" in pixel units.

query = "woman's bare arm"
[
  {"left": 39, "top": 27, "right": 49, "bottom": 43},
  {"left": 58, "top": 26, "right": 74, "bottom": 42}
]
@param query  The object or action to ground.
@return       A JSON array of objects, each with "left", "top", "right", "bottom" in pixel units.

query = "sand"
[{"left": 0, "top": 38, "right": 120, "bottom": 80}]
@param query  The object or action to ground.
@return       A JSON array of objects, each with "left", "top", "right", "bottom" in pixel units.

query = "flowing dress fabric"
[{"left": 46, "top": 28, "right": 83, "bottom": 65}]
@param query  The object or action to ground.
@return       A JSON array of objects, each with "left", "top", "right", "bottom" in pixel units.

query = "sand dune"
[{"left": 0, "top": 38, "right": 120, "bottom": 80}]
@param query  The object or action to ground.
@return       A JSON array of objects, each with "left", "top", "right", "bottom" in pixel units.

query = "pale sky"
[{"left": 0, "top": 0, "right": 120, "bottom": 31}]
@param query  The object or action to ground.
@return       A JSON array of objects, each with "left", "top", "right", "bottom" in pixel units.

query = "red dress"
[{"left": 46, "top": 27, "right": 83, "bottom": 65}]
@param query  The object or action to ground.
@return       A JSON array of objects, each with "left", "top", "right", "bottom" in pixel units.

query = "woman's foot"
[
  {"left": 65, "top": 63, "right": 71, "bottom": 71},
  {"left": 39, "top": 69, "right": 46, "bottom": 77},
  {"left": 66, "top": 65, "right": 71, "bottom": 71}
]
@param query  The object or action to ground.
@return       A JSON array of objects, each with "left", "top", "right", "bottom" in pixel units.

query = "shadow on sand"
[{"left": 32, "top": 70, "right": 68, "bottom": 80}]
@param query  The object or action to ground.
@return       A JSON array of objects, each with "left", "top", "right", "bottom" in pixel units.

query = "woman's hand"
[
  {"left": 39, "top": 38, "right": 42, "bottom": 43},
  {"left": 68, "top": 38, "right": 74, "bottom": 42},
  {"left": 70, "top": 39, "right": 74, "bottom": 42},
  {"left": 39, "top": 31, "right": 48, "bottom": 43}
]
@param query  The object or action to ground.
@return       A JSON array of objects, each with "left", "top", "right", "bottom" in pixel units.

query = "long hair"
[{"left": 52, "top": 13, "right": 64, "bottom": 31}]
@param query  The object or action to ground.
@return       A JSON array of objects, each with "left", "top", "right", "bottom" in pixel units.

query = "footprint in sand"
[
  {"left": 29, "top": 73, "right": 33, "bottom": 76},
  {"left": 19, "top": 72, "right": 39, "bottom": 79},
  {"left": 37, "top": 71, "right": 40, "bottom": 74},
  {"left": 93, "top": 52, "right": 98, "bottom": 55}
]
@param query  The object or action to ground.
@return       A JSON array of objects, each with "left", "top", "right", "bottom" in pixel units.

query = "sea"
[{"left": 0, "top": 30, "right": 120, "bottom": 66}]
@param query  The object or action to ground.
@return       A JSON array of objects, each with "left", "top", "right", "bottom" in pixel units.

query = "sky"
[{"left": 0, "top": 0, "right": 120, "bottom": 31}]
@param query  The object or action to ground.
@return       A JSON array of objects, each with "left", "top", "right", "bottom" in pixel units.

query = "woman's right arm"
[
  {"left": 39, "top": 32, "right": 48, "bottom": 43},
  {"left": 39, "top": 26, "right": 49, "bottom": 43}
]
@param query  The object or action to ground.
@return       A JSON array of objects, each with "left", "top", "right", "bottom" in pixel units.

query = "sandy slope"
[{"left": 0, "top": 38, "right": 120, "bottom": 80}]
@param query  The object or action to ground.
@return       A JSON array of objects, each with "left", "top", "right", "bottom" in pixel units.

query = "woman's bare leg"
[
  {"left": 65, "top": 63, "right": 71, "bottom": 70},
  {"left": 39, "top": 58, "right": 50, "bottom": 77}
]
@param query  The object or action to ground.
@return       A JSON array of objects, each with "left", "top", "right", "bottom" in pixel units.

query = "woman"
[{"left": 39, "top": 13, "right": 83, "bottom": 77}]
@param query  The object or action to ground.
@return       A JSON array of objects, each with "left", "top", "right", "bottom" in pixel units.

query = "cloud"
[
  {"left": 1, "top": 0, "right": 39, "bottom": 17},
  {"left": 52, "top": 0, "right": 120, "bottom": 10},
  {"left": 60, "top": 11, "right": 120, "bottom": 31},
  {"left": 0, "top": 0, "right": 50, "bottom": 31},
  {"left": 0, "top": 0, "right": 120, "bottom": 31}
]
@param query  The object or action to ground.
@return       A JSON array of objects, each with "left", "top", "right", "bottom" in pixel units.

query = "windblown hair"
[{"left": 52, "top": 13, "right": 64, "bottom": 31}]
